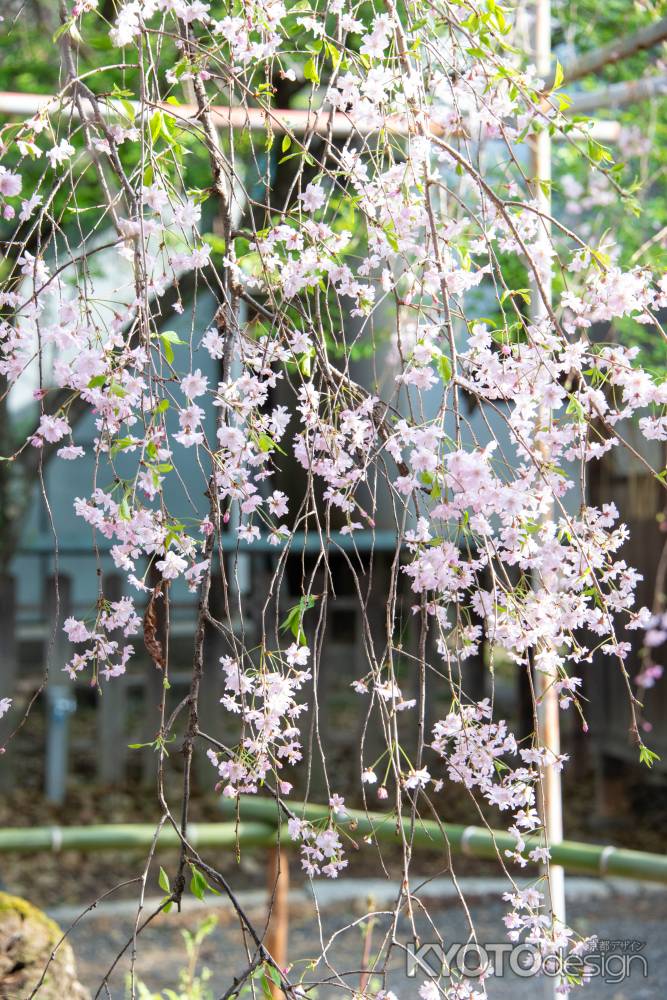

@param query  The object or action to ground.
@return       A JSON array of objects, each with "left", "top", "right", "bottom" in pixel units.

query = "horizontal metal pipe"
[
  {"left": 0, "top": 91, "right": 362, "bottom": 138},
  {"left": 14, "top": 528, "right": 400, "bottom": 557},
  {"left": 221, "top": 798, "right": 667, "bottom": 884},
  {"left": 0, "top": 91, "right": 622, "bottom": 144}
]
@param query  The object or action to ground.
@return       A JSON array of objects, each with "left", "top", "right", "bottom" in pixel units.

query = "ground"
[{"left": 45, "top": 878, "right": 667, "bottom": 999}]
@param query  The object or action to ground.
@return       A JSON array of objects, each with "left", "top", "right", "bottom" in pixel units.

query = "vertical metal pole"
[
  {"left": 98, "top": 572, "right": 127, "bottom": 784},
  {"left": 45, "top": 574, "right": 76, "bottom": 803},
  {"left": 265, "top": 844, "right": 289, "bottom": 997},
  {"left": 227, "top": 299, "right": 252, "bottom": 599},
  {"left": 531, "top": 0, "right": 566, "bottom": 991},
  {"left": 0, "top": 573, "right": 19, "bottom": 791}
]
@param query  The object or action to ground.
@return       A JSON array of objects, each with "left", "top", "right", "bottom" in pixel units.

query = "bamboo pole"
[
  {"left": 0, "top": 821, "right": 275, "bottom": 853},
  {"left": 219, "top": 798, "right": 667, "bottom": 883},
  {"left": 0, "top": 807, "right": 665, "bottom": 883},
  {"left": 265, "top": 845, "right": 290, "bottom": 998}
]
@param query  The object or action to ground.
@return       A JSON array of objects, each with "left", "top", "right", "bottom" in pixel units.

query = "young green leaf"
[
  {"left": 639, "top": 743, "right": 660, "bottom": 768},
  {"left": 438, "top": 354, "right": 452, "bottom": 382},
  {"left": 552, "top": 59, "right": 564, "bottom": 91},
  {"left": 158, "top": 866, "right": 170, "bottom": 893},
  {"left": 303, "top": 57, "right": 319, "bottom": 85},
  {"left": 190, "top": 866, "right": 207, "bottom": 901}
]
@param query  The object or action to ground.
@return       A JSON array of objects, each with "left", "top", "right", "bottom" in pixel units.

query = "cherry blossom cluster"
[
  {"left": 1, "top": 0, "right": 666, "bottom": 992},
  {"left": 287, "top": 796, "right": 349, "bottom": 879},
  {"left": 635, "top": 611, "right": 667, "bottom": 698},
  {"left": 62, "top": 597, "right": 141, "bottom": 681},
  {"left": 207, "top": 644, "right": 311, "bottom": 797}
]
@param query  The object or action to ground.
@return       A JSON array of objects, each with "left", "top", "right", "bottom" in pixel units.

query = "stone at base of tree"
[{"left": 0, "top": 892, "right": 89, "bottom": 999}]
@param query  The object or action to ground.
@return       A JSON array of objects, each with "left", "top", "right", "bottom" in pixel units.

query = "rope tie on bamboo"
[
  {"left": 460, "top": 826, "right": 477, "bottom": 857},
  {"left": 50, "top": 827, "right": 62, "bottom": 852},
  {"left": 598, "top": 845, "right": 616, "bottom": 877}
]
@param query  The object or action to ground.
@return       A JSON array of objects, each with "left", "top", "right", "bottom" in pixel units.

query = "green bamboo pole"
[
  {"left": 220, "top": 798, "right": 667, "bottom": 884},
  {"left": 0, "top": 821, "right": 275, "bottom": 853},
  {"left": 0, "top": 803, "right": 665, "bottom": 884}
]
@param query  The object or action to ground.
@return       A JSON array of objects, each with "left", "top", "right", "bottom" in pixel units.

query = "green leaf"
[
  {"left": 256, "top": 433, "right": 286, "bottom": 456},
  {"left": 158, "top": 867, "right": 170, "bottom": 892},
  {"left": 257, "top": 433, "right": 275, "bottom": 453},
  {"left": 438, "top": 354, "right": 452, "bottom": 382},
  {"left": 190, "top": 867, "right": 207, "bottom": 901},
  {"left": 552, "top": 59, "right": 564, "bottom": 91},
  {"left": 280, "top": 595, "right": 317, "bottom": 645},
  {"left": 200, "top": 232, "right": 227, "bottom": 255},
  {"left": 158, "top": 330, "right": 184, "bottom": 366},
  {"left": 326, "top": 41, "right": 342, "bottom": 70},
  {"left": 110, "top": 436, "right": 136, "bottom": 456},
  {"left": 87, "top": 375, "right": 106, "bottom": 389},
  {"left": 304, "top": 57, "right": 320, "bottom": 85},
  {"left": 52, "top": 21, "right": 72, "bottom": 42},
  {"left": 587, "top": 138, "right": 613, "bottom": 164},
  {"left": 382, "top": 224, "right": 399, "bottom": 252},
  {"left": 281, "top": 134, "right": 292, "bottom": 153},
  {"left": 161, "top": 337, "right": 174, "bottom": 365},
  {"left": 500, "top": 287, "right": 531, "bottom": 305},
  {"left": 189, "top": 865, "right": 220, "bottom": 901},
  {"left": 150, "top": 111, "right": 164, "bottom": 143},
  {"left": 566, "top": 396, "right": 585, "bottom": 422},
  {"left": 266, "top": 965, "right": 282, "bottom": 986},
  {"left": 639, "top": 743, "right": 660, "bottom": 768}
]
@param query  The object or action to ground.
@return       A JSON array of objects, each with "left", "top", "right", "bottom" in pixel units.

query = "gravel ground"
[{"left": 44, "top": 878, "right": 666, "bottom": 999}]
